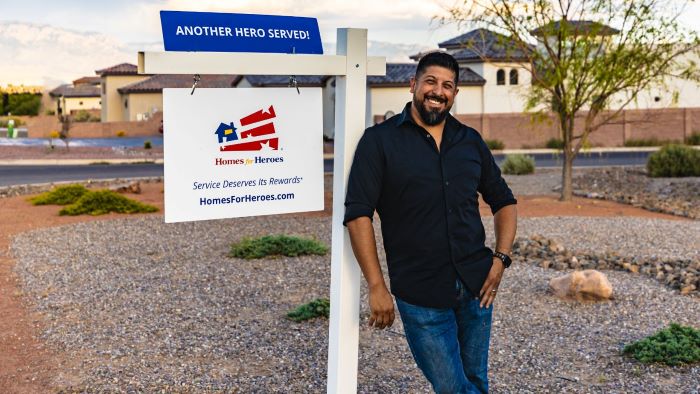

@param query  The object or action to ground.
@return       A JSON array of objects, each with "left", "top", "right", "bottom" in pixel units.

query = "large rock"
[{"left": 549, "top": 270, "right": 613, "bottom": 301}]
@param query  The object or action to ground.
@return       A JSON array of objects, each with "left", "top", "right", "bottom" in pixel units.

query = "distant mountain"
[
  {"left": 0, "top": 21, "right": 432, "bottom": 88},
  {"left": 0, "top": 21, "right": 133, "bottom": 87}
]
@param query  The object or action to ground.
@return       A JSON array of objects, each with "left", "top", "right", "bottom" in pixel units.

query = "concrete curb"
[{"left": 0, "top": 158, "right": 164, "bottom": 166}]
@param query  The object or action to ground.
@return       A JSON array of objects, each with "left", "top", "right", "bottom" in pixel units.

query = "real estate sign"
[{"left": 162, "top": 88, "right": 324, "bottom": 223}]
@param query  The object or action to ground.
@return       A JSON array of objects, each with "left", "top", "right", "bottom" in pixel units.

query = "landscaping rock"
[{"left": 549, "top": 270, "right": 614, "bottom": 301}]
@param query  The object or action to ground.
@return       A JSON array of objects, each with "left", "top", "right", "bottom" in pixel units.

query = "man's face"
[{"left": 410, "top": 65, "right": 459, "bottom": 126}]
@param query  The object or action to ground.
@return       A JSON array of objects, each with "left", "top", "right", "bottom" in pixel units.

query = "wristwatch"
[{"left": 493, "top": 251, "right": 512, "bottom": 268}]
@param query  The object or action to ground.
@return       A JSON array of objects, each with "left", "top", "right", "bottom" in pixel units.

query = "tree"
[{"left": 443, "top": 0, "right": 700, "bottom": 200}]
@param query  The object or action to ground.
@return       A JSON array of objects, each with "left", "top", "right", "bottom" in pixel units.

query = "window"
[
  {"left": 510, "top": 69, "right": 519, "bottom": 85},
  {"left": 102, "top": 83, "right": 106, "bottom": 94},
  {"left": 496, "top": 69, "right": 505, "bottom": 85},
  {"left": 124, "top": 99, "right": 128, "bottom": 108},
  {"left": 79, "top": 101, "right": 83, "bottom": 105}
]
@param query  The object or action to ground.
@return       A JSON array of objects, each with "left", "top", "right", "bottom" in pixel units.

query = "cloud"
[{"left": 0, "top": 21, "right": 135, "bottom": 87}]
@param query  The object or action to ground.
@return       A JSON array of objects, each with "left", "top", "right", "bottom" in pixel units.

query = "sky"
[{"left": 1, "top": 0, "right": 699, "bottom": 87}]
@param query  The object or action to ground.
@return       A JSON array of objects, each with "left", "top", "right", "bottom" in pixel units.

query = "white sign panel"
[{"left": 162, "top": 88, "right": 324, "bottom": 223}]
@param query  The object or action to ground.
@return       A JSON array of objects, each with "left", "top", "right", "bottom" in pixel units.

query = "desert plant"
[
  {"left": 29, "top": 184, "right": 89, "bottom": 205},
  {"left": 623, "top": 323, "right": 700, "bottom": 366},
  {"left": 116, "top": 130, "right": 126, "bottom": 137},
  {"left": 485, "top": 139, "right": 504, "bottom": 150},
  {"left": 287, "top": 298, "right": 330, "bottom": 322},
  {"left": 545, "top": 138, "right": 564, "bottom": 150},
  {"left": 686, "top": 133, "right": 700, "bottom": 146},
  {"left": 624, "top": 138, "right": 679, "bottom": 147},
  {"left": 59, "top": 190, "right": 158, "bottom": 216},
  {"left": 73, "top": 110, "right": 99, "bottom": 122},
  {"left": 144, "top": 140, "right": 152, "bottom": 149},
  {"left": 501, "top": 154, "right": 535, "bottom": 175},
  {"left": 646, "top": 144, "right": 700, "bottom": 177},
  {"left": 229, "top": 235, "right": 328, "bottom": 259}
]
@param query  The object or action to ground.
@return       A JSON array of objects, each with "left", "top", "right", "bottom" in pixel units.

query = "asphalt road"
[{"left": 0, "top": 151, "right": 652, "bottom": 187}]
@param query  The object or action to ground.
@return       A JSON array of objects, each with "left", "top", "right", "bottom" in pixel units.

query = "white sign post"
[{"left": 140, "top": 27, "right": 385, "bottom": 393}]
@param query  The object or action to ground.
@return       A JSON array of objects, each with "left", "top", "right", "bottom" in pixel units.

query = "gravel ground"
[{"left": 12, "top": 214, "right": 700, "bottom": 393}]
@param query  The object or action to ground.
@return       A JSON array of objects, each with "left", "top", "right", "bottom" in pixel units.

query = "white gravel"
[{"left": 11, "top": 214, "right": 700, "bottom": 393}]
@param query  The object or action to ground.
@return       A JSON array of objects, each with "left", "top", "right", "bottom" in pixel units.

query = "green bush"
[
  {"left": 545, "top": 138, "right": 564, "bottom": 149},
  {"left": 501, "top": 154, "right": 535, "bottom": 175},
  {"left": 29, "top": 184, "right": 89, "bottom": 205},
  {"left": 686, "top": 133, "right": 700, "bottom": 146},
  {"left": 229, "top": 235, "right": 328, "bottom": 259},
  {"left": 144, "top": 140, "right": 152, "bottom": 149},
  {"left": 624, "top": 138, "right": 679, "bottom": 147},
  {"left": 287, "top": 298, "right": 330, "bottom": 322},
  {"left": 5, "top": 93, "right": 41, "bottom": 116},
  {"left": 646, "top": 144, "right": 700, "bottom": 177},
  {"left": 623, "top": 323, "right": 700, "bottom": 366},
  {"left": 485, "top": 139, "right": 504, "bottom": 150},
  {"left": 59, "top": 190, "right": 158, "bottom": 216},
  {"left": 72, "top": 110, "right": 99, "bottom": 122}
]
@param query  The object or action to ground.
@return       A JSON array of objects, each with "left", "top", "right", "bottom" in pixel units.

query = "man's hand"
[
  {"left": 478, "top": 258, "right": 505, "bottom": 308},
  {"left": 368, "top": 284, "right": 395, "bottom": 329}
]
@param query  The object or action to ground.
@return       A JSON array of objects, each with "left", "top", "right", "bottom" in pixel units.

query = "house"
[
  {"left": 48, "top": 76, "right": 101, "bottom": 116},
  {"left": 96, "top": 63, "right": 151, "bottom": 122},
  {"left": 117, "top": 74, "right": 238, "bottom": 121},
  {"left": 215, "top": 122, "right": 237, "bottom": 144}
]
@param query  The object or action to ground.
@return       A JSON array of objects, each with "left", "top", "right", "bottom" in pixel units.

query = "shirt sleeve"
[
  {"left": 343, "top": 128, "right": 384, "bottom": 226},
  {"left": 476, "top": 137, "right": 517, "bottom": 215}
]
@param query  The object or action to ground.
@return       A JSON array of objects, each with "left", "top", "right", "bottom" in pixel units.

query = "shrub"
[
  {"left": 144, "top": 140, "right": 152, "bottom": 149},
  {"left": 501, "top": 154, "right": 535, "bottom": 175},
  {"left": 59, "top": 190, "right": 158, "bottom": 216},
  {"left": 0, "top": 117, "right": 25, "bottom": 127},
  {"left": 623, "top": 323, "right": 700, "bottom": 366},
  {"left": 5, "top": 93, "right": 41, "bottom": 116},
  {"left": 624, "top": 138, "right": 679, "bottom": 147},
  {"left": 29, "top": 184, "right": 89, "bottom": 205},
  {"left": 46, "top": 109, "right": 56, "bottom": 116},
  {"left": 485, "top": 139, "right": 504, "bottom": 150},
  {"left": 229, "top": 235, "right": 328, "bottom": 259},
  {"left": 545, "top": 138, "right": 564, "bottom": 149},
  {"left": 287, "top": 298, "right": 330, "bottom": 322},
  {"left": 73, "top": 110, "right": 99, "bottom": 122},
  {"left": 686, "top": 133, "right": 700, "bottom": 146},
  {"left": 646, "top": 144, "right": 700, "bottom": 177},
  {"left": 116, "top": 130, "right": 126, "bottom": 137}
]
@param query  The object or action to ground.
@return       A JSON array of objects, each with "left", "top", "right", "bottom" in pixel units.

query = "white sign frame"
[{"left": 139, "top": 28, "right": 385, "bottom": 393}]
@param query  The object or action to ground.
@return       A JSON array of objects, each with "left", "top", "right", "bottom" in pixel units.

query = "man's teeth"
[{"left": 427, "top": 98, "right": 442, "bottom": 104}]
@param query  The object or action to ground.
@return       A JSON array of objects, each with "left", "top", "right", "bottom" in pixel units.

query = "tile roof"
[
  {"left": 95, "top": 63, "right": 139, "bottom": 76},
  {"left": 238, "top": 75, "right": 330, "bottom": 87},
  {"left": 117, "top": 74, "right": 241, "bottom": 94},
  {"left": 368, "top": 63, "right": 485, "bottom": 87},
  {"left": 72, "top": 76, "right": 101, "bottom": 86},
  {"left": 530, "top": 20, "right": 619, "bottom": 37},
  {"left": 439, "top": 28, "right": 532, "bottom": 63},
  {"left": 49, "top": 84, "right": 100, "bottom": 98}
]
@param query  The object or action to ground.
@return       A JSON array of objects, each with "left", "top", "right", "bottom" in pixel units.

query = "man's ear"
[{"left": 409, "top": 77, "right": 416, "bottom": 94}]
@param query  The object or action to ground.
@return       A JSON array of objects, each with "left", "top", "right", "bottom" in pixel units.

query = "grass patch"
[
  {"left": 59, "top": 190, "right": 158, "bottom": 216},
  {"left": 29, "top": 184, "right": 88, "bottom": 205},
  {"left": 229, "top": 235, "right": 328, "bottom": 259},
  {"left": 623, "top": 323, "right": 700, "bottom": 366},
  {"left": 287, "top": 298, "right": 330, "bottom": 322}
]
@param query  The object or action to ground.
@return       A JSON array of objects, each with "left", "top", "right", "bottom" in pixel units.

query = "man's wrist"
[{"left": 493, "top": 251, "right": 512, "bottom": 268}]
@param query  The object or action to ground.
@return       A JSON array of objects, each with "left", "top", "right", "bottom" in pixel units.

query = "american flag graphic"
[{"left": 215, "top": 105, "right": 278, "bottom": 151}]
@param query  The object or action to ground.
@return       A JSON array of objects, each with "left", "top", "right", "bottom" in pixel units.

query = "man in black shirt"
[{"left": 344, "top": 52, "right": 517, "bottom": 393}]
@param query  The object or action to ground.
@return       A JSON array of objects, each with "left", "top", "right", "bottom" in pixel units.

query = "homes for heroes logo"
[{"left": 215, "top": 105, "right": 278, "bottom": 151}]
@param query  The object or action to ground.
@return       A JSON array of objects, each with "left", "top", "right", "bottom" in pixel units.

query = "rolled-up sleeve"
[
  {"left": 477, "top": 138, "right": 517, "bottom": 214},
  {"left": 343, "top": 128, "right": 384, "bottom": 226}
]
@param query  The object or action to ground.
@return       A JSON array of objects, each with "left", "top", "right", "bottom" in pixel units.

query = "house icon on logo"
[{"left": 215, "top": 122, "right": 238, "bottom": 144}]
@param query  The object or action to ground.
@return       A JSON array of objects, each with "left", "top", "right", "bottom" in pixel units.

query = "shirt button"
[
  {"left": 448, "top": 208, "right": 453, "bottom": 213},
  {"left": 426, "top": 134, "right": 431, "bottom": 138},
  {"left": 445, "top": 181, "right": 449, "bottom": 186}
]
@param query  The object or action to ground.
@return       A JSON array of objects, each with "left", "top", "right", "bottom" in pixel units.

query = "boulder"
[
  {"left": 549, "top": 270, "right": 613, "bottom": 301},
  {"left": 110, "top": 181, "right": 142, "bottom": 194}
]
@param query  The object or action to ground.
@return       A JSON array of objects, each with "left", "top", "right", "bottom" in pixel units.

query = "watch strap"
[{"left": 493, "top": 251, "right": 512, "bottom": 268}]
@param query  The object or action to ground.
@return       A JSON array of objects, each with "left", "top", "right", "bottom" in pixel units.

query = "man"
[{"left": 343, "top": 52, "right": 517, "bottom": 393}]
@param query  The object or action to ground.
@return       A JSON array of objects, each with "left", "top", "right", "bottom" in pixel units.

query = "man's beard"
[{"left": 413, "top": 94, "right": 450, "bottom": 126}]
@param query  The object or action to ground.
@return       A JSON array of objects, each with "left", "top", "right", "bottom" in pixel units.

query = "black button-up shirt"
[{"left": 344, "top": 103, "right": 517, "bottom": 308}]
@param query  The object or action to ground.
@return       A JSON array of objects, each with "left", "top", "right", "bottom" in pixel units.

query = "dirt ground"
[{"left": 0, "top": 182, "right": 688, "bottom": 393}]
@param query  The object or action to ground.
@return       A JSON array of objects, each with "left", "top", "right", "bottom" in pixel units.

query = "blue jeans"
[{"left": 395, "top": 280, "right": 493, "bottom": 394}]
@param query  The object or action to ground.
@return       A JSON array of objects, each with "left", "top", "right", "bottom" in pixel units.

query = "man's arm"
[
  {"left": 479, "top": 204, "right": 517, "bottom": 308},
  {"left": 346, "top": 216, "right": 395, "bottom": 329}
]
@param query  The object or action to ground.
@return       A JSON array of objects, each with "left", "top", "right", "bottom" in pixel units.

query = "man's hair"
[{"left": 415, "top": 51, "right": 460, "bottom": 84}]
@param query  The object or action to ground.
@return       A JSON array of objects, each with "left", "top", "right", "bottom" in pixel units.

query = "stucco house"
[{"left": 48, "top": 76, "right": 101, "bottom": 116}]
